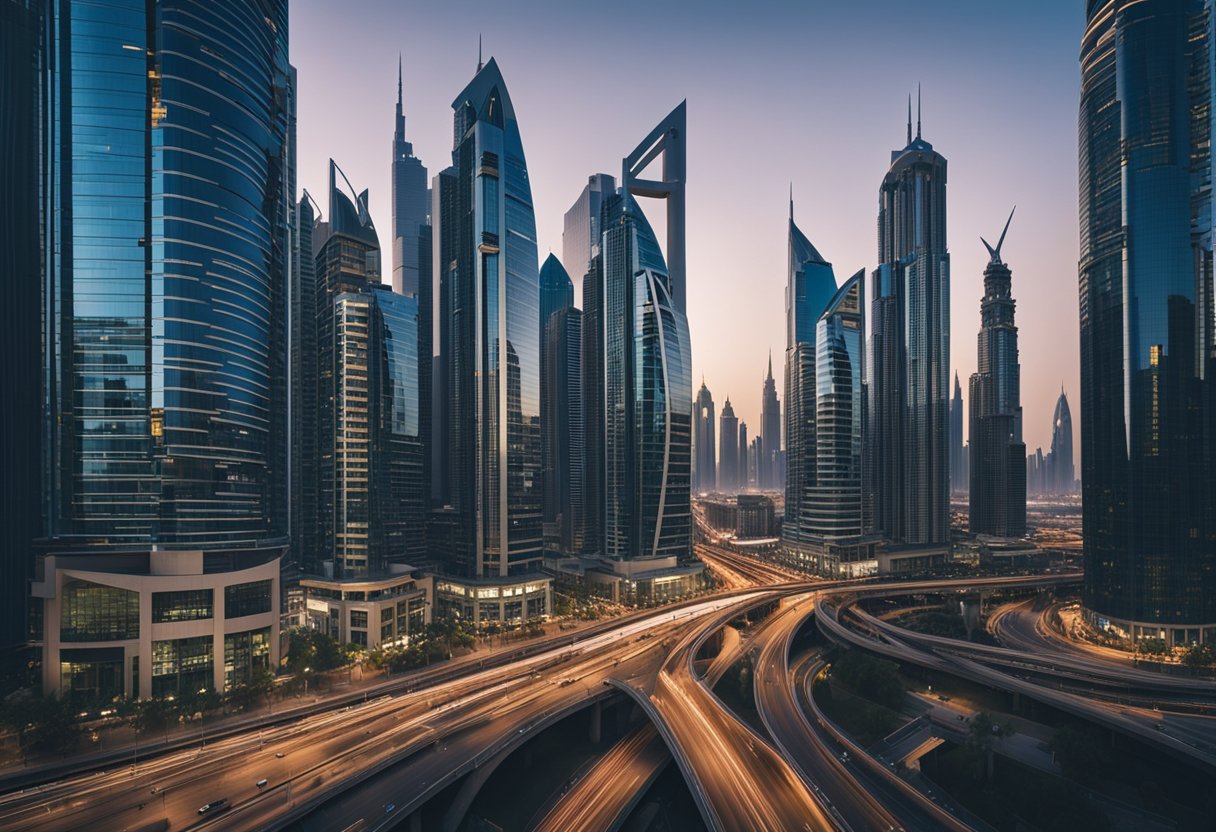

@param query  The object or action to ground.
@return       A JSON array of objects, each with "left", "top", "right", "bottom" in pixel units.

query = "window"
[
  {"left": 60, "top": 647, "right": 125, "bottom": 702},
  {"left": 351, "top": 630, "right": 367, "bottom": 646},
  {"left": 151, "top": 636, "right": 213, "bottom": 699},
  {"left": 223, "top": 628, "right": 270, "bottom": 691},
  {"left": 152, "top": 589, "right": 213, "bottom": 623},
  {"left": 225, "top": 580, "right": 272, "bottom": 619},
  {"left": 380, "top": 607, "right": 393, "bottom": 623},
  {"left": 61, "top": 581, "right": 139, "bottom": 642},
  {"left": 350, "top": 610, "right": 368, "bottom": 628}
]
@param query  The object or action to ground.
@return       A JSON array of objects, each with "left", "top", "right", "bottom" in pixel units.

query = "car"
[
  {"left": 198, "top": 799, "right": 229, "bottom": 815},
  {"left": 255, "top": 779, "right": 268, "bottom": 789},
  {"left": 274, "top": 751, "right": 285, "bottom": 758},
  {"left": 385, "top": 803, "right": 396, "bottom": 814}
]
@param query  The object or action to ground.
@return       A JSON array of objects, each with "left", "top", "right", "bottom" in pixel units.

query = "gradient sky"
[{"left": 293, "top": 0, "right": 1084, "bottom": 454}]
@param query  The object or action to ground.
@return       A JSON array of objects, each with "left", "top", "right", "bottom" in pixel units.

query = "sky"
[{"left": 293, "top": 0, "right": 1085, "bottom": 454}]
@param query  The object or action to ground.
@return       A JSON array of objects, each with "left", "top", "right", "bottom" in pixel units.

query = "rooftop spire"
[
  {"left": 916, "top": 83, "right": 922, "bottom": 139},
  {"left": 981, "top": 206, "right": 1017, "bottom": 264},
  {"left": 397, "top": 54, "right": 402, "bottom": 105},
  {"left": 906, "top": 93, "right": 912, "bottom": 145},
  {"left": 477, "top": 34, "right": 483, "bottom": 73},
  {"left": 789, "top": 182, "right": 793, "bottom": 219},
  {"left": 768, "top": 349, "right": 773, "bottom": 379}
]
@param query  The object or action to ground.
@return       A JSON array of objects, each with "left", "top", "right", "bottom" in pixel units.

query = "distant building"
[
  {"left": 737, "top": 495, "right": 777, "bottom": 539},
  {"left": 562, "top": 173, "right": 616, "bottom": 281},
  {"left": 738, "top": 421, "right": 749, "bottom": 489},
  {"left": 719, "top": 398, "right": 740, "bottom": 493},
  {"left": 544, "top": 306, "right": 585, "bottom": 553},
  {"left": 950, "top": 374, "right": 967, "bottom": 494},
  {"left": 694, "top": 381, "right": 717, "bottom": 494},
  {"left": 760, "top": 354, "right": 782, "bottom": 489},
  {"left": 540, "top": 255, "right": 576, "bottom": 551},
  {"left": 302, "top": 567, "right": 431, "bottom": 650},
  {"left": 1048, "top": 389, "right": 1074, "bottom": 494},
  {"left": 968, "top": 211, "right": 1026, "bottom": 537}
]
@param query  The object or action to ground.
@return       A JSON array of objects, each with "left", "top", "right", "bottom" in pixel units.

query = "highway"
[
  {"left": 0, "top": 594, "right": 760, "bottom": 832},
  {"left": 531, "top": 723, "right": 669, "bottom": 832}
]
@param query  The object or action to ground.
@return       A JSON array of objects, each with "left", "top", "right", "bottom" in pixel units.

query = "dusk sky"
[{"left": 294, "top": 0, "right": 1084, "bottom": 454}]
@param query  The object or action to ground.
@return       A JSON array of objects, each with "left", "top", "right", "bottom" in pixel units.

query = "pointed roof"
[
  {"left": 766, "top": 350, "right": 773, "bottom": 381},
  {"left": 789, "top": 207, "right": 828, "bottom": 267},
  {"left": 539, "top": 252, "right": 572, "bottom": 293},
  {"left": 982, "top": 207, "right": 1016, "bottom": 265},
  {"left": 452, "top": 56, "right": 516, "bottom": 124}
]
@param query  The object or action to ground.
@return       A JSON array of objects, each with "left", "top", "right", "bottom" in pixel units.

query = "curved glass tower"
[
  {"left": 436, "top": 58, "right": 542, "bottom": 577},
  {"left": 1048, "top": 390, "right": 1074, "bottom": 494},
  {"left": 44, "top": 0, "right": 291, "bottom": 553},
  {"left": 1080, "top": 0, "right": 1215, "bottom": 645},
  {"left": 694, "top": 381, "right": 716, "bottom": 494},
  {"left": 783, "top": 201, "right": 838, "bottom": 549}
]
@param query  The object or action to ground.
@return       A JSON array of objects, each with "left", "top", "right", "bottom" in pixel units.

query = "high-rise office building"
[
  {"left": 290, "top": 188, "right": 321, "bottom": 577},
  {"left": 34, "top": 0, "right": 291, "bottom": 699},
  {"left": 1048, "top": 389, "right": 1074, "bottom": 494},
  {"left": 949, "top": 374, "right": 966, "bottom": 494},
  {"left": 968, "top": 212, "right": 1026, "bottom": 538},
  {"left": 719, "top": 398, "right": 740, "bottom": 493},
  {"left": 581, "top": 251, "right": 606, "bottom": 556},
  {"left": 562, "top": 173, "right": 616, "bottom": 281},
  {"left": 694, "top": 381, "right": 717, "bottom": 494},
  {"left": 540, "top": 254, "right": 575, "bottom": 550},
  {"left": 760, "top": 353, "right": 781, "bottom": 489},
  {"left": 866, "top": 98, "right": 951, "bottom": 546},
  {"left": 1079, "top": 0, "right": 1214, "bottom": 646},
  {"left": 545, "top": 306, "right": 585, "bottom": 553},
  {"left": 433, "top": 58, "right": 543, "bottom": 577},
  {"left": 316, "top": 161, "right": 384, "bottom": 576},
  {"left": 392, "top": 58, "right": 429, "bottom": 298},
  {"left": 600, "top": 102, "right": 692, "bottom": 562},
  {"left": 783, "top": 199, "right": 840, "bottom": 550},
  {"left": 390, "top": 59, "right": 433, "bottom": 520},
  {"left": 1, "top": 0, "right": 45, "bottom": 657}
]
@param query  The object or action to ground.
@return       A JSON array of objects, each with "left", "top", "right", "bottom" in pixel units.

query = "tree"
[
  {"left": 1137, "top": 637, "right": 1169, "bottom": 658},
  {"left": 831, "top": 651, "right": 905, "bottom": 711},
  {"left": 1182, "top": 643, "right": 1215, "bottom": 669},
  {"left": 1, "top": 694, "right": 82, "bottom": 756},
  {"left": 284, "top": 629, "right": 345, "bottom": 675},
  {"left": 1049, "top": 726, "right": 1108, "bottom": 785}
]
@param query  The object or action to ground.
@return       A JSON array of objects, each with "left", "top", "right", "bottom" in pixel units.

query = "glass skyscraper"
[
  {"left": 562, "top": 173, "right": 616, "bottom": 282},
  {"left": 866, "top": 105, "right": 951, "bottom": 547},
  {"left": 434, "top": 58, "right": 543, "bottom": 578},
  {"left": 1080, "top": 0, "right": 1215, "bottom": 645},
  {"left": 760, "top": 354, "right": 781, "bottom": 490},
  {"left": 36, "top": 0, "right": 291, "bottom": 699},
  {"left": 544, "top": 305, "right": 585, "bottom": 553},
  {"left": 718, "top": 397, "right": 739, "bottom": 493},
  {"left": 1048, "top": 389, "right": 1074, "bottom": 494},
  {"left": 968, "top": 213, "right": 1026, "bottom": 538},
  {"left": 540, "top": 253, "right": 574, "bottom": 551},
  {"left": 694, "top": 381, "right": 716, "bottom": 494}
]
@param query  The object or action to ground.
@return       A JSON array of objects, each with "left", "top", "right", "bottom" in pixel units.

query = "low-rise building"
[
  {"left": 736, "top": 495, "right": 776, "bottom": 539},
  {"left": 300, "top": 566, "right": 431, "bottom": 650},
  {"left": 32, "top": 548, "right": 280, "bottom": 701},
  {"left": 433, "top": 574, "right": 552, "bottom": 629}
]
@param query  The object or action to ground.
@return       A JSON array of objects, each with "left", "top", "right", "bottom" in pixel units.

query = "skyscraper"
[
  {"left": 1, "top": 0, "right": 45, "bottom": 656},
  {"left": 392, "top": 58, "right": 430, "bottom": 298},
  {"left": 290, "top": 189, "right": 321, "bottom": 577},
  {"left": 738, "top": 421, "right": 750, "bottom": 490},
  {"left": 968, "top": 211, "right": 1026, "bottom": 538},
  {"left": 694, "top": 381, "right": 717, "bottom": 494},
  {"left": 867, "top": 97, "right": 951, "bottom": 546},
  {"left": 545, "top": 306, "right": 585, "bottom": 553},
  {"left": 949, "top": 374, "right": 966, "bottom": 494},
  {"left": 434, "top": 58, "right": 543, "bottom": 577},
  {"left": 600, "top": 102, "right": 692, "bottom": 561},
  {"left": 562, "top": 173, "right": 616, "bottom": 281},
  {"left": 760, "top": 353, "right": 782, "bottom": 489},
  {"left": 36, "top": 0, "right": 291, "bottom": 699},
  {"left": 1079, "top": 0, "right": 1214, "bottom": 646},
  {"left": 719, "top": 398, "right": 740, "bottom": 493},
  {"left": 540, "top": 253, "right": 577, "bottom": 550},
  {"left": 390, "top": 58, "right": 433, "bottom": 521},
  {"left": 783, "top": 199, "right": 839, "bottom": 550},
  {"left": 1048, "top": 389, "right": 1074, "bottom": 494},
  {"left": 582, "top": 251, "right": 605, "bottom": 555}
]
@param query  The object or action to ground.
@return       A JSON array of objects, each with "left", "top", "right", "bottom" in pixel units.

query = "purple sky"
[{"left": 293, "top": 0, "right": 1084, "bottom": 453}]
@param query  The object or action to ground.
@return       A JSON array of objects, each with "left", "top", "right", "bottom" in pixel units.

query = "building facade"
[
  {"left": 540, "top": 254, "right": 575, "bottom": 551},
  {"left": 968, "top": 212, "right": 1026, "bottom": 537},
  {"left": 35, "top": 0, "right": 291, "bottom": 697},
  {"left": 694, "top": 381, "right": 717, "bottom": 494},
  {"left": 1079, "top": 0, "right": 1215, "bottom": 646},
  {"left": 562, "top": 173, "right": 616, "bottom": 283},
  {"left": 866, "top": 102, "right": 951, "bottom": 546},
  {"left": 544, "top": 306, "right": 585, "bottom": 553},
  {"left": 433, "top": 58, "right": 543, "bottom": 578}
]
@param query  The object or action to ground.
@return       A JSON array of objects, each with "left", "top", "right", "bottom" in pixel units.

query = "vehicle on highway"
[
  {"left": 197, "top": 798, "right": 229, "bottom": 815},
  {"left": 275, "top": 751, "right": 285, "bottom": 758},
  {"left": 255, "top": 778, "right": 268, "bottom": 789}
]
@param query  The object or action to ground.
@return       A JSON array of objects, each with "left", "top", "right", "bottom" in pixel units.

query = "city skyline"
[{"left": 293, "top": 0, "right": 1083, "bottom": 453}]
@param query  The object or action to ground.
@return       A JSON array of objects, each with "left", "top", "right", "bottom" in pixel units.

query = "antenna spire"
[
  {"left": 477, "top": 34, "right": 483, "bottom": 72},
  {"left": 398, "top": 54, "right": 402, "bottom": 104},
  {"left": 789, "top": 182, "right": 793, "bottom": 219},
  {"left": 981, "top": 206, "right": 1017, "bottom": 264},
  {"left": 916, "top": 84, "right": 922, "bottom": 139},
  {"left": 906, "top": 94, "right": 912, "bottom": 145}
]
